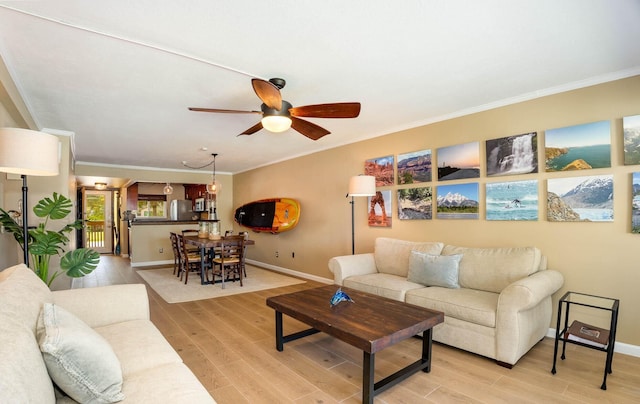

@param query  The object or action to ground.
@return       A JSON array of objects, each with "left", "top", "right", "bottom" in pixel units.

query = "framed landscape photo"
[
  {"left": 486, "top": 132, "right": 538, "bottom": 177},
  {"left": 397, "top": 186, "right": 432, "bottom": 220},
  {"left": 486, "top": 180, "right": 538, "bottom": 221},
  {"left": 547, "top": 175, "right": 613, "bottom": 222},
  {"left": 623, "top": 114, "right": 640, "bottom": 165},
  {"left": 436, "top": 142, "right": 480, "bottom": 181},
  {"left": 632, "top": 172, "right": 640, "bottom": 233},
  {"left": 365, "top": 155, "right": 394, "bottom": 186},
  {"left": 397, "top": 149, "right": 432, "bottom": 184},
  {"left": 368, "top": 190, "right": 392, "bottom": 227},
  {"left": 545, "top": 121, "right": 611, "bottom": 172},
  {"left": 436, "top": 183, "right": 479, "bottom": 219}
]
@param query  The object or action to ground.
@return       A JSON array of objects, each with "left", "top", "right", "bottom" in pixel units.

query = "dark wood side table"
[{"left": 551, "top": 291, "right": 619, "bottom": 390}]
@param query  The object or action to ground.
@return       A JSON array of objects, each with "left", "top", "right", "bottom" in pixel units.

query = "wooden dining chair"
[
  {"left": 238, "top": 231, "right": 249, "bottom": 277},
  {"left": 169, "top": 232, "right": 181, "bottom": 276},
  {"left": 177, "top": 234, "right": 202, "bottom": 284},
  {"left": 211, "top": 236, "right": 245, "bottom": 288}
]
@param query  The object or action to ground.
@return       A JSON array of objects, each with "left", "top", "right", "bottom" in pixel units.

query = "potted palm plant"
[{"left": 0, "top": 192, "right": 100, "bottom": 287}]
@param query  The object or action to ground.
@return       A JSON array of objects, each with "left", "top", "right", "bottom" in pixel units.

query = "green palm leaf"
[
  {"left": 60, "top": 249, "right": 100, "bottom": 278},
  {"left": 33, "top": 192, "right": 72, "bottom": 220}
]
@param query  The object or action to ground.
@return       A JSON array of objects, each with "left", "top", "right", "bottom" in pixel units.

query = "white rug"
[{"left": 136, "top": 264, "right": 305, "bottom": 303}]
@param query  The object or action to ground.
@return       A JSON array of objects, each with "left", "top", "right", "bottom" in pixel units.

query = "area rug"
[{"left": 136, "top": 264, "right": 305, "bottom": 303}]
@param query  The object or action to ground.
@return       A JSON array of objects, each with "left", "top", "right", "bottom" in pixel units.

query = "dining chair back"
[
  {"left": 177, "top": 234, "right": 202, "bottom": 284},
  {"left": 169, "top": 232, "right": 181, "bottom": 276},
  {"left": 211, "top": 236, "right": 245, "bottom": 288}
]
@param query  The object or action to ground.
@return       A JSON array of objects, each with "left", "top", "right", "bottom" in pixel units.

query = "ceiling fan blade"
[
  {"left": 289, "top": 102, "right": 361, "bottom": 118},
  {"left": 189, "top": 107, "right": 261, "bottom": 114},
  {"left": 291, "top": 117, "right": 331, "bottom": 140},
  {"left": 251, "top": 78, "right": 282, "bottom": 110},
  {"left": 237, "top": 121, "right": 263, "bottom": 137}
]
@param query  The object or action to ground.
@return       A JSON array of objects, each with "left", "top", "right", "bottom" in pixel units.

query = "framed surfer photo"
[
  {"left": 486, "top": 180, "right": 538, "bottom": 221},
  {"left": 365, "top": 155, "right": 394, "bottom": 186}
]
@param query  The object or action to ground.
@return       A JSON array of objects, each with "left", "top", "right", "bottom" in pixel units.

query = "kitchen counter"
[{"left": 130, "top": 219, "right": 199, "bottom": 226}]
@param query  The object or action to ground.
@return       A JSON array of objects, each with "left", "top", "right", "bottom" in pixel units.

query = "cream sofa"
[
  {"left": 0, "top": 264, "right": 215, "bottom": 403},
  {"left": 328, "top": 238, "right": 564, "bottom": 367}
]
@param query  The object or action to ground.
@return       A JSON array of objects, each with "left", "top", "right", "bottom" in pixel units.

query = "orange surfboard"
[{"left": 234, "top": 198, "right": 300, "bottom": 233}]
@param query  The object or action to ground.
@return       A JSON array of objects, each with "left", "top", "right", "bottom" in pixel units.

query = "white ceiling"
[{"left": 1, "top": 1, "right": 639, "bottom": 176}]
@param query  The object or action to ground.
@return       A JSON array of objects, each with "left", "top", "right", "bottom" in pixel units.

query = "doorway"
[{"left": 83, "top": 190, "right": 113, "bottom": 254}]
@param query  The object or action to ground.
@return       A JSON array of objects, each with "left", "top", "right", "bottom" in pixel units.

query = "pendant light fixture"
[
  {"left": 206, "top": 153, "right": 221, "bottom": 195},
  {"left": 163, "top": 182, "right": 174, "bottom": 195}
]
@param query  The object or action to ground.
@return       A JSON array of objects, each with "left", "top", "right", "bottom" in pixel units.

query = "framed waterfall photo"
[{"left": 486, "top": 132, "right": 538, "bottom": 177}]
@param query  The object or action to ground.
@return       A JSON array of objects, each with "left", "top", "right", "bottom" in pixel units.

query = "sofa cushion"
[
  {"left": 344, "top": 273, "right": 425, "bottom": 301},
  {"left": 94, "top": 319, "right": 183, "bottom": 377},
  {"left": 408, "top": 251, "right": 462, "bottom": 288},
  {"left": 37, "top": 303, "right": 125, "bottom": 403},
  {"left": 405, "top": 287, "right": 499, "bottom": 328},
  {"left": 0, "top": 264, "right": 56, "bottom": 403},
  {"left": 442, "top": 245, "right": 541, "bottom": 293},
  {"left": 374, "top": 238, "right": 444, "bottom": 277}
]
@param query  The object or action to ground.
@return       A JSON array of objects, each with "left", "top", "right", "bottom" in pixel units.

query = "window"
[{"left": 137, "top": 195, "right": 167, "bottom": 218}]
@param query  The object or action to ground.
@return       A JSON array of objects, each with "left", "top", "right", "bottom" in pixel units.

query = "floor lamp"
[
  {"left": 347, "top": 175, "right": 376, "bottom": 255},
  {"left": 0, "top": 128, "right": 60, "bottom": 267}
]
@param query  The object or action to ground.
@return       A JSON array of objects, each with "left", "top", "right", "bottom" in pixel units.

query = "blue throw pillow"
[{"left": 407, "top": 251, "right": 462, "bottom": 288}]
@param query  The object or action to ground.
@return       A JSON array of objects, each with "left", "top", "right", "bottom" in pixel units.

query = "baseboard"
[
  {"left": 546, "top": 329, "right": 640, "bottom": 358},
  {"left": 131, "top": 259, "right": 173, "bottom": 267},
  {"left": 245, "top": 259, "right": 333, "bottom": 285}
]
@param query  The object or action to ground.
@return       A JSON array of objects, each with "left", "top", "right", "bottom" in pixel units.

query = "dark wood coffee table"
[{"left": 266, "top": 285, "right": 444, "bottom": 403}]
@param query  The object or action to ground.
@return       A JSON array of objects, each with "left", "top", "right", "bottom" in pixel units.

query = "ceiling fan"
[{"left": 189, "top": 78, "right": 361, "bottom": 140}]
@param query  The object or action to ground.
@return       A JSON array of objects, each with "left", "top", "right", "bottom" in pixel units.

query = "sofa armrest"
[
  {"left": 495, "top": 269, "right": 564, "bottom": 365},
  {"left": 52, "top": 284, "right": 150, "bottom": 328},
  {"left": 328, "top": 253, "right": 377, "bottom": 285},
  {"left": 498, "top": 270, "right": 564, "bottom": 312}
]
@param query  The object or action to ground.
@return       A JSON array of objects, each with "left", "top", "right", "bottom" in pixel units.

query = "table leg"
[
  {"left": 199, "top": 246, "right": 206, "bottom": 285},
  {"left": 551, "top": 299, "right": 562, "bottom": 374},
  {"left": 363, "top": 351, "right": 374, "bottom": 404},
  {"left": 422, "top": 328, "right": 433, "bottom": 373},
  {"left": 275, "top": 311, "right": 283, "bottom": 352}
]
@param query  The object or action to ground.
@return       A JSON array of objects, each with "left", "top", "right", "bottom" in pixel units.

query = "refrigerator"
[{"left": 170, "top": 200, "right": 193, "bottom": 221}]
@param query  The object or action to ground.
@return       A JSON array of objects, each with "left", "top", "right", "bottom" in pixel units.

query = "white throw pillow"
[
  {"left": 36, "top": 303, "right": 125, "bottom": 403},
  {"left": 407, "top": 251, "right": 462, "bottom": 288}
]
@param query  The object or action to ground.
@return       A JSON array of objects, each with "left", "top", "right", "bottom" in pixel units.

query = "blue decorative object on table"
[{"left": 330, "top": 288, "right": 354, "bottom": 307}]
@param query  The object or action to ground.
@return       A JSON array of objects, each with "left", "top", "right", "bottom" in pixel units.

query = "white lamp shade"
[
  {"left": 0, "top": 128, "right": 59, "bottom": 176},
  {"left": 261, "top": 115, "right": 292, "bottom": 133},
  {"left": 348, "top": 175, "right": 376, "bottom": 196}
]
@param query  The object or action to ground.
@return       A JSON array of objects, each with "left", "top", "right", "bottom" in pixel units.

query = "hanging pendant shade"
[{"left": 163, "top": 183, "right": 174, "bottom": 195}]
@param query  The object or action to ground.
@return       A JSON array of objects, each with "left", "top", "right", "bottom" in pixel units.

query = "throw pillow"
[
  {"left": 407, "top": 251, "right": 462, "bottom": 288},
  {"left": 36, "top": 303, "right": 125, "bottom": 403}
]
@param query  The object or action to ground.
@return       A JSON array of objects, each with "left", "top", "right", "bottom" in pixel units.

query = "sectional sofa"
[
  {"left": 328, "top": 237, "right": 564, "bottom": 367},
  {"left": 0, "top": 263, "right": 214, "bottom": 403}
]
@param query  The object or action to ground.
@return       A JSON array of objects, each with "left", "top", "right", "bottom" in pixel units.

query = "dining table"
[{"left": 183, "top": 235, "right": 255, "bottom": 285}]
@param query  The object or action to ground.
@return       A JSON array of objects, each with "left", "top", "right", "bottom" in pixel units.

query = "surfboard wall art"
[{"left": 234, "top": 198, "right": 301, "bottom": 233}]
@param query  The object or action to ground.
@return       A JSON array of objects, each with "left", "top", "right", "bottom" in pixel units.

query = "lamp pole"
[
  {"left": 346, "top": 175, "right": 376, "bottom": 255},
  {"left": 350, "top": 195, "right": 356, "bottom": 255}
]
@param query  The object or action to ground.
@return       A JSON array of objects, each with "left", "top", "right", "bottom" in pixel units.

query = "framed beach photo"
[
  {"left": 545, "top": 121, "right": 611, "bottom": 172},
  {"left": 547, "top": 175, "right": 613, "bottom": 222},
  {"left": 368, "top": 190, "right": 392, "bottom": 227},
  {"left": 397, "top": 149, "right": 432, "bottom": 184},
  {"left": 365, "top": 155, "right": 394, "bottom": 186},
  {"left": 436, "top": 183, "right": 479, "bottom": 219},
  {"left": 397, "top": 186, "right": 432, "bottom": 220},
  {"left": 486, "top": 132, "right": 538, "bottom": 177},
  {"left": 486, "top": 180, "right": 538, "bottom": 221},
  {"left": 623, "top": 114, "right": 640, "bottom": 165},
  {"left": 436, "top": 142, "right": 480, "bottom": 181}
]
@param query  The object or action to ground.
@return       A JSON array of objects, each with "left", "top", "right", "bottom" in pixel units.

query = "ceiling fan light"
[
  {"left": 261, "top": 115, "right": 292, "bottom": 133},
  {"left": 94, "top": 182, "right": 107, "bottom": 190}
]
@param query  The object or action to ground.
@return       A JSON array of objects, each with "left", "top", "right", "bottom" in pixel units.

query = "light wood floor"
[{"left": 75, "top": 256, "right": 640, "bottom": 403}]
